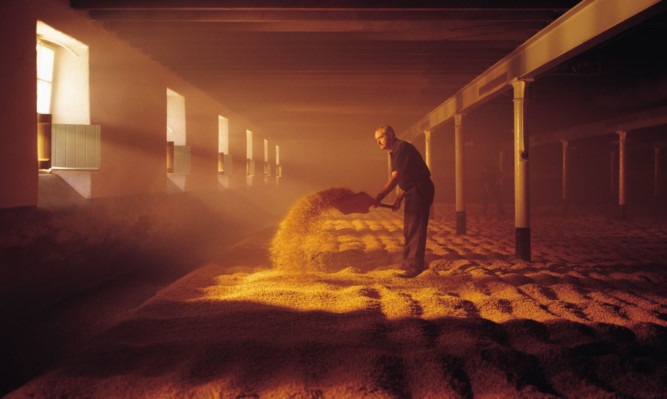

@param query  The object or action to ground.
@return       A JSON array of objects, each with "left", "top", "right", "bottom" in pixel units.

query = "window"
[
  {"left": 263, "top": 139, "right": 270, "bottom": 180},
  {"left": 166, "top": 89, "right": 186, "bottom": 146},
  {"left": 218, "top": 115, "right": 229, "bottom": 174},
  {"left": 276, "top": 145, "right": 282, "bottom": 181},
  {"left": 36, "top": 21, "right": 90, "bottom": 125},
  {"left": 166, "top": 89, "right": 189, "bottom": 193},
  {"left": 218, "top": 115, "right": 230, "bottom": 189},
  {"left": 246, "top": 129, "right": 254, "bottom": 186},
  {"left": 36, "top": 42, "right": 55, "bottom": 114},
  {"left": 36, "top": 22, "right": 94, "bottom": 173}
]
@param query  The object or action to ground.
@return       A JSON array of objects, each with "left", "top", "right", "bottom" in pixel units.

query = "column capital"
[
  {"left": 510, "top": 77, "right": 534, "bottom": 98},
  {"left": 510, "top": 77, "right": 535, "bottom": 84}
]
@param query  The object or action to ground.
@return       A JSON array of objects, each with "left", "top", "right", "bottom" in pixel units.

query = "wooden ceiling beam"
[
  {"left": 98, "top": 19, "right": 547, "bottom": 35},
  {"left": 88, "top": 9, "right": 563, "bottom": 22},
  {"left": 71, "top": 0, "right": 579, "bottom": 11},
  {"left": 107, "top": 26, "right": 522, "bottom": 48},
  {"left": 124, "top": 44, "right": 509, "bottom": 57}
]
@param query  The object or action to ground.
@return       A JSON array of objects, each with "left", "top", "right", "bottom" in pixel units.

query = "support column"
[
  {"left": 454, "top": 113, "right": 466, "bottom": 235},
  {"left": 609, "top": 150, "right": 617, "bottom": 200},
  {"left": 498, "top": 150, "right": 505, "bottom": 205},
  {"left": 387, "top": 152, "right": 392, "bottom": 178},
  {"left": 387, "top": 152, "right": 396, "bottom": 198},
  {"left": 512, "top": 79, "right": 530, "bottom": 261},
  {"left": 654, "top": 146, "right": 661, "bottom": 199},
  {"left": 617, "top": 130, "right": 627, "bottom": 220},
  {"left": 561, "top": 140, "right": 569, "bottom": 215},
  {"left": 424, "top": 130, "right": 432, "bottom": 171}
]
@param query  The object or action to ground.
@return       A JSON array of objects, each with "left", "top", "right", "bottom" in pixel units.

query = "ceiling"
[{"left": 70, "top": 0, "right": 595, "bottom": 144}]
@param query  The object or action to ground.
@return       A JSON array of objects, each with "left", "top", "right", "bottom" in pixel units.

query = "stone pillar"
[
  {"left": 424, "top": 129, "right": 432, "bottom": 171},
  {"left": 617, "top": 130, "right": 627, "bottom": 220},
  {"left": 609, "top": 150, "right": 617, "bottom": 200},
  {"left": 498, "top": 150, "right": 505, "bottom": 205},
  {"left": 654, "top": 146, "right": 661, "bottom": 199},
  {"left": 387, "top": 152, "right": 397, "bottom": 198},
  {"left": 387, "top": 152, "right": 392, "bottom": 178},
  {"left": 454, "top": 113, "right": 466, "bottom": 235},
  {"left": 561, "top": 140, "right": 569, "bottom": 215},
  {"left": 512, "top": 79, "right": 530, "bottom": 261}
]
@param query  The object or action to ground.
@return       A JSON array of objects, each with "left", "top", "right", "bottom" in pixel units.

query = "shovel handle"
[{"left": 377, "top": 203, "right": 395, "bottom": 209}]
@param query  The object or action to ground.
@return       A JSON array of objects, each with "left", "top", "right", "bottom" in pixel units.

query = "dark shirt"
[{"left": 390, "top": 139, "right": 431, "bottom": 191}]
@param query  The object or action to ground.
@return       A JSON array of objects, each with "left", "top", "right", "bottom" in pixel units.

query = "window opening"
[
  {"left": 36, "top": 42, "right": 55, "bottom": 115},
  {"left": 218, "top": 115, "right": 230, "bottom": 189},
  {"left": 246, "top": 129, "right": 254, "bottom": 186},
  {"left": 276, "top": 145, "right": 282, "bottom": 182},
  {"left": 36, "top": 21, "right": 95, "bottom": 176},
  {"left": 263, "top": 139, "right": 270, "bottom": 181},
  {"left": 218, "top": 115, "right": 229, "bottom": 174},
  {"left": 166, "top": 89, "right": 189, "bottom": 191}
]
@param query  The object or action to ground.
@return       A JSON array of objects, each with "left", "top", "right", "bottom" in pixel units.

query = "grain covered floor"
[{"left": 6, "top": 202, "right": 667, "bottom": 399}]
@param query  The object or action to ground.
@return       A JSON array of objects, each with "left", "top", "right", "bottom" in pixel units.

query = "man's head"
[{"left": 374, "top": 125, "right": 396, "bottom": 150}]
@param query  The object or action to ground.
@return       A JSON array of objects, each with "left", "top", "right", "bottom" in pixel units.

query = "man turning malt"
[{"left": 374, "top": 125, "right": 435, "bottom": 278}]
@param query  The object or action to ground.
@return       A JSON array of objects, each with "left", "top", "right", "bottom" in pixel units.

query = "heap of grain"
[{"left": 270, "top": 188, "right": 353, "bottom": 272}]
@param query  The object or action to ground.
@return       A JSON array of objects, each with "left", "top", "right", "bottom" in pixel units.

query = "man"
[{"left": 374, "top": 125, "right": 435, "bottom": 278}]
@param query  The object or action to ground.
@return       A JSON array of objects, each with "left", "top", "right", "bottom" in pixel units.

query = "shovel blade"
[{"left": 331, "top": 192, "right": 376, "bottom": 215}]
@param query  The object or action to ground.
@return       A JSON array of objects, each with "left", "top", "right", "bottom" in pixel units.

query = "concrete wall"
[{"left": 0, "top": 0, "right": 273, "bottom": 208}]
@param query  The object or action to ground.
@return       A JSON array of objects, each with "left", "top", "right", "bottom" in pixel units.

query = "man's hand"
[
  {"left": 391, "top": 198, "right": 402, "bottom": 212},
  {"left": 373, "top": 193, "right": 383, "bottom": 207}
]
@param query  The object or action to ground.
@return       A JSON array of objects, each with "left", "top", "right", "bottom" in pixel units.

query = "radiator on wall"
[
  {"left": 166, "top": 143, "right": 190, "bottom": 174},
  {"left": 51, "top": 124, "right": 101, "bottom": 170},
  {"left": 173, "top": 145, "right": 191, "bottom": 174}
]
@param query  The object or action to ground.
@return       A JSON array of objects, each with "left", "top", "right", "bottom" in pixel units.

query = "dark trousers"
[{"left": 403, "top": 180, "right": 435, "bottom": 270}]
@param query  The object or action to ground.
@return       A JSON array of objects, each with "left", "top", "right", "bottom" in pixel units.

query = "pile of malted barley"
[{"left": 270, "top": 188, "right": 353, "bottom": 272}]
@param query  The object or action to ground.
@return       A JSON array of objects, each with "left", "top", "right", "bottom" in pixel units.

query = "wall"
[
  {"left": 0, "top": 3, "right": 38, "bottom": 208},
  {"left": 0, "top": 0, "right": 276, "bottom": 207}
]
